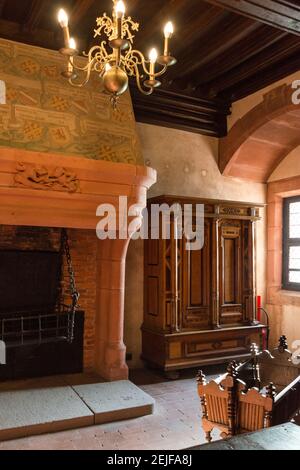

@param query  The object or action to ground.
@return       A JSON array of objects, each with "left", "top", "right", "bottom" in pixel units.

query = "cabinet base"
[{"left": 141, "top": 324, "right": 265, "bottom": 372}]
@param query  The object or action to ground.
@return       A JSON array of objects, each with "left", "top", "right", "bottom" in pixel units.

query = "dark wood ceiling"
[{"left": 1, "top": 0, "right": 300, "bottom": 136}]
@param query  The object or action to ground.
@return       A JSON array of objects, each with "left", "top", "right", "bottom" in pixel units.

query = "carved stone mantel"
[
  {"left": 0, "top": 146, "right": 157, "bottom": 381},
  {"left": 0, "top": 147, "right": 156, "bottom": 230}
]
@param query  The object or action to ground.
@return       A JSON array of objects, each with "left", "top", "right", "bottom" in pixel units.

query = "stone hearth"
[{"left": 0, "top": 378, "right": 154, "bottom": 441}]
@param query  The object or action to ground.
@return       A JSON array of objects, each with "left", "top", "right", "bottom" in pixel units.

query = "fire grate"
[
  {"left": 0, "top": 307, "right": 74, "bottom": 348},
  {"left": 0, "top": 229, "right": 80, "bottom": 348}
]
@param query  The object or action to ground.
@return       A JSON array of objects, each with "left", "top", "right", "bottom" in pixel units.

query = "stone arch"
[{"left": 219, "top": 84, "right": 300, "bottom": 183}]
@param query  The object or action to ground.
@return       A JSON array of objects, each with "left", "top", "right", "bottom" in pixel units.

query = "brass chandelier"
[{"left": 57, "top": 0, "right": 176, "bottom": 108}]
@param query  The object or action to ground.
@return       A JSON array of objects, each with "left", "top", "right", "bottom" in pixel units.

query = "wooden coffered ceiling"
[{"left": 0, "top": 0, "right": 300, "bottom": 137}]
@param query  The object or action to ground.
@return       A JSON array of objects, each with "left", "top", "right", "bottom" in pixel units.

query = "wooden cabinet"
[{"left": 142, "top": 196, "right": 265, "bottom": 374}]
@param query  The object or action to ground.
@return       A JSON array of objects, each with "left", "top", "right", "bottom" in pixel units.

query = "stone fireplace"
[
  {"left": 0, "top": 147, "right": 156, "bottom": 381},
  {"left": 0, "top": 37, "right": 156, "bottom": 383}
]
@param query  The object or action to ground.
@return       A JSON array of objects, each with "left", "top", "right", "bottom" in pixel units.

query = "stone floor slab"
[
  {"left": 0, "top": 369, "right": 222, "bottom": 449},
  {"left": 0, "top": 386, "right": 94, "bottom": 441},
  {"left": 74, "top": 380, "right": 155, "bottom": 424}
]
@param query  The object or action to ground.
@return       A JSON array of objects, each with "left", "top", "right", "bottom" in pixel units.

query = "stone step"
[
  {"left": 0, "top": 380, "right": 154, "bottom": 441},
  {"left": 74, "top": 380, "right": 155, "bottom": 424}
]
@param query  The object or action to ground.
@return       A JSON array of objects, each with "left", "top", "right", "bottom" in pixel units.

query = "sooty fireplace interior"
[{"left": 0, "top": 228, "right": 84, "bottom": 381}]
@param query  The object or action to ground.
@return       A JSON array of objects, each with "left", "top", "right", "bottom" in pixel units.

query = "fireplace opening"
[{"left": 0, "top": 227, "right": 84, "bottom": 381}]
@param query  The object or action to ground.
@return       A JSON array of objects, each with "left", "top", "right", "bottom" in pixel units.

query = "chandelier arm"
[
  {"left": 135, "top": 66, "right": 154, "bottom": 96},
  {"left": 68, "top": 58, "right": 96, "bottom": 87},
  {"left": 153, "top": 65, "right": 168, "bottom": 78},
  {"left": 70, "top": 46, "right": 103, "bottom": 72},
  {"left": 95, "top": 61, "right": 106, "bottom": 76},
  {"left": 126, "top": 49, "right": 151, "bottom": 76}
]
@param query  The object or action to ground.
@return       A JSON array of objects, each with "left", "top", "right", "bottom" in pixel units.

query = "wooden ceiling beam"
[
  {"left": 0, "top": 18, "right": 82, "bottom": 51},
  {"left": 0, "top": 0, "right": 6, "bottom": 16},
  {"left": 202, "top": 0, "right": 300, "bottom": 35},
  {"left": 23, "top": 0, "right": 48, "bottom": 31},
  {"left": 135, "top": 0, "right": 189, "bottom": 47},
  {"left": 168, "top": 15, "right": 257, "bottom": 81},
  {"left": 171, "top": 4, "right": 224, "bottom": 58},
  {"left": 71, "top": 0, "right": 95, "bottom": 28},
  {"left": 219, "top": 51, "right": 300, "bottom": 101},
  {"left": 204, "top": 33, "right": 300, "bottom": 96},
  {"left": 192, "top": 26, "right": 287, "bottom": 88},
  {"left": 130, "top": 84, "right": 231, "bottom": 137}
]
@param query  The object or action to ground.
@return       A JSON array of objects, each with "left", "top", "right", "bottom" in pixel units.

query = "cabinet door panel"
[
  {"left": 182, "top": 221, "right": 211, "bottom": 329},
  {"left": 219, "top": 221, "right": 243, "bottom": 325},
  {"left": 144, "top": 238, "right": 164, "bottom": 330},
  {"left": 219, "top": 220, "right": 255, "bottom": 325},
  {"left": 223, "top": 238, "right": 236, "bottom": 304}
]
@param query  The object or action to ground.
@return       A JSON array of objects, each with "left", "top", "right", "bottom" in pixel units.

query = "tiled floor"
[{"left": 0, "top": 367, "right": 223, "bottom": 450}]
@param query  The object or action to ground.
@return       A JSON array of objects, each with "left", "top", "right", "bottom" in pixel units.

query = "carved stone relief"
[{"left": 14, "top": 162, "right": 80, "bottom": 193}]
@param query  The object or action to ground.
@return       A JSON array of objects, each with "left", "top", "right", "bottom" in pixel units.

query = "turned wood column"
[
  {"left": 95, "top": 237, "right": 130, "bottom": 381},
  {"left": 250, "top": 216, "right": 257, "bottom": 324},
  {"left": 212, "top": 214, "right": 220, "bottom": 329}
]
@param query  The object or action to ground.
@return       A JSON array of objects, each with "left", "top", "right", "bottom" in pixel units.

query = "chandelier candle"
[
  {"left": 149, "top": 48, "right": 157, "bottom": 79},
  {"left": 158, "top": 22, "right": 177, "bottom": 66},
  {"left": 56, "top": 0, "right": 177, "bottom": 108},
  {"left": 58, "top": 9, "right": 70, "bottom": 49},
  {"left": 164, "top": 22, "right": 173, "bottom": 56},
  {"left": 115, "top": 1, "right": 125, "bottom": 39}
]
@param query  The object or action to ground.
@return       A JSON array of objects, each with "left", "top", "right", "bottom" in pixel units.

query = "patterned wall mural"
[{"left": 0, "top": 39, "right": 143, "bottom": 165}]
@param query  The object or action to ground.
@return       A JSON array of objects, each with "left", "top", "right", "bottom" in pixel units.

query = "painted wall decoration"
[{"left": 0, "top": 39, "right": 143, "bottom": 165}]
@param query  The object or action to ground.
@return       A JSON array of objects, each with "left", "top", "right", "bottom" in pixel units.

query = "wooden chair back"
[
  {"left": 197, "top": 362, "right": 242, "bottom": 440},
  {"left": 197, "top": 336, "right": 300, "bottom": 442},
  {"left": 237, "top": 384, "right": 275, "bottom": 432},
  {"left": 197, "top": 363, "right": 277, "bottom": 441},
  {"left": 198, "top": 379, "right": 229, "bottom": 426}
]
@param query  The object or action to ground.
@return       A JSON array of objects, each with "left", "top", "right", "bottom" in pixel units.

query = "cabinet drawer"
[{"left": 184, "top": 337, "right": 247, "bottom": 358}]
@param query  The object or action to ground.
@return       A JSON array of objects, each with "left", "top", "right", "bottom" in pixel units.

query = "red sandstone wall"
[{"left": 66, "top": 230, "right": 97, "bottom": 371}]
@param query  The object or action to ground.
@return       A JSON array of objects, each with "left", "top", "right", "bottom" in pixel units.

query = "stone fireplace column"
[{"left": 95, "top": 237, "right": 131, "bottom": 381}]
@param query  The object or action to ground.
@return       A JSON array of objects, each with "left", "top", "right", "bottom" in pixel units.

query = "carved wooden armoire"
[{"left": 142, "top": 196, "right": 265, "bottom": 374}]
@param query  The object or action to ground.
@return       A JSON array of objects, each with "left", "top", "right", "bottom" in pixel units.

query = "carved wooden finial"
[
  {"left": 278, "top": 335, "right": 288, "bottom": 352},
  {"left": 227, "top": 360, "right": 238, "bottom": 378},
  {"left": 196, "top": 370, "right": 206, "bottom": 385},
  {"left": 266, "top": 382, "right": 276, "bottom": 400}
]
